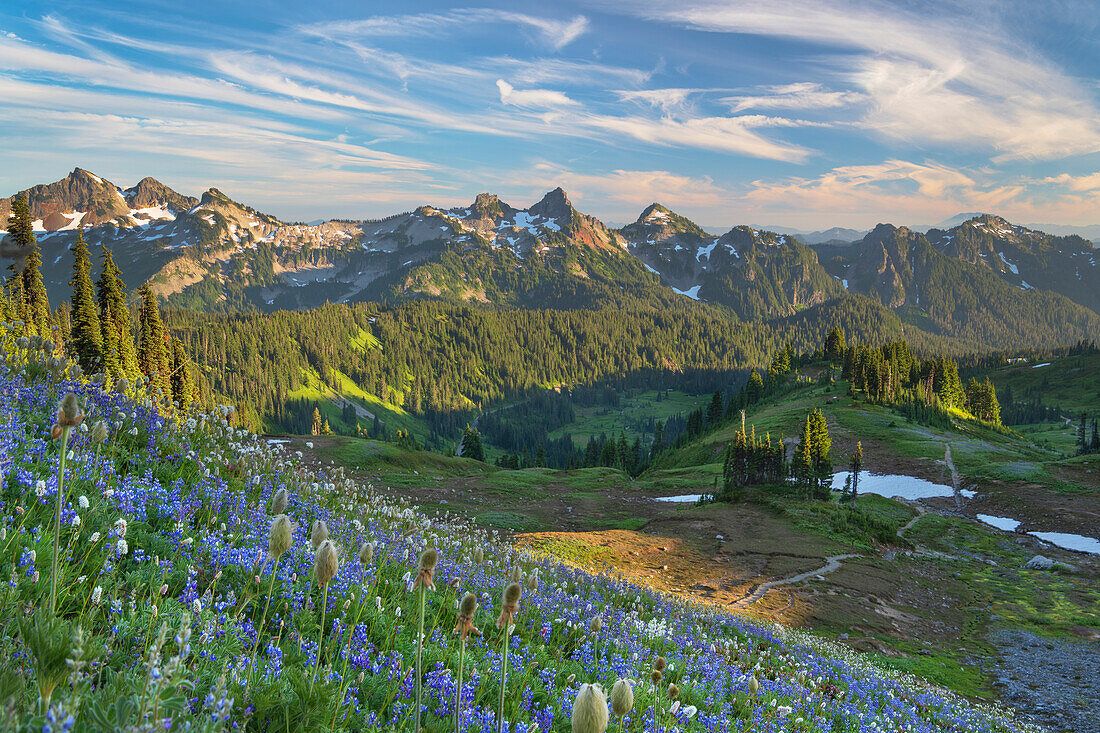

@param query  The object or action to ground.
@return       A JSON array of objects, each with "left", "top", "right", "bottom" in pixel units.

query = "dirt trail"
[{"left": 729, "top": 554, "right": 862, "bottom": 608}]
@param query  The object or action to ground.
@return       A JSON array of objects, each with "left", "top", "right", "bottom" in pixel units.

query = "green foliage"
[{"left": 69, "top": 229, "right": 103, "bottom": 373}]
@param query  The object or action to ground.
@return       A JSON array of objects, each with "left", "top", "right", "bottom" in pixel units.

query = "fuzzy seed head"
[
  {"left": 91, "top": 420, "right": 108, "bottom": 445},
  {"left": 271, "top": 488, "right": 288, "bottom": 515},
  {"left": 654, "top": 656, "right": 667, "bottom": 672},
  {"left": 310, "top": 519, "right": 328, "bottom": 549},
  {"left": 749, "top": 676, "right": 759, "bottom": 694},
  {"left": 268, "top": 514, "right": 294, "bottom": 559},
  {"left": 650, "top": 670, "right": 663, "bottom": 685},
  {"left": 358, "top": 542, "right": 374, "bottom": 564},
  {"left": 610, "top": 679, "right": 634, "bottom": 716},
  {"left": 667, "top": 683, "right": 679, "bottom": 700},
  {"left": 314, "top": 540, "right": 338, "bottom": 585},
  {"left": 56, "top": 393, "right": 84, "bottom": 428},
  {"left": 511, "top": 565, "right": 523, "bottom": 583},
  {"left": 571, "top": 683, "right": 609, "bottom": 733},
  {"left": 473, "top": 547, "right": 484, "bottom": 564},
  {"left": 497, "top": 582, "right": 522, "bottom": 629},
  {"left": 115, "top": 378, "right": 130, "bottom": 394},
  {"left": 590, "top": 616, "right": 602, "bottom": 633},
  {"left": 414, "top": 548, "right": 438, "bottom": 591}
]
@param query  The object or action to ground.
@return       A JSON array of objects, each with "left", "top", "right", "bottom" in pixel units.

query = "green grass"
[
  {"left": 309, "top": 436, "right": 490, "bottom": 477},
  {"left": 982, "top": 353, "right": 1100, "bottom": 409},
  {"left": 546, "top": 389, "right": 704, "bottom": 447}
]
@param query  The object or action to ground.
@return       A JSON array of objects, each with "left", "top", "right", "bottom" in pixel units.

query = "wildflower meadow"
[{"left": 0, "top": 324, "right": 1040, "bottom": 732}]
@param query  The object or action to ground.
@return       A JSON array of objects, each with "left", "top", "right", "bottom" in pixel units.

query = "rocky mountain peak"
[
  {"left": 125, "top": 177, "right": 197, "bottom": 212},
  {"left": 527, "top": 187, "right": 573, "bottom": 221}
]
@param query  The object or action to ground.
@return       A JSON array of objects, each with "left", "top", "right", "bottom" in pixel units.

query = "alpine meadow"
[{"left": 0, "top": 2, "right": 1098, "bottom": 733}]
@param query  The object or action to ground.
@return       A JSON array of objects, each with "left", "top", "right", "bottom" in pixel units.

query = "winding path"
[
  {"left": 729, "top": 553, "right": 863, "bottom": 608},
  {"left": 729, "top": 501, "right": 936, "bottom": 608}
]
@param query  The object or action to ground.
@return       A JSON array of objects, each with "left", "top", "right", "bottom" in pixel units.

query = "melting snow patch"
[
  {"left": 1031, "top": 362, "right": 1051, "bottom": 369},
  {"left": 654, "top": 494, "right": 702, "bottom": 503},
  {"left": 1028, "top": 531, "right": 1100, "bottom": 555},
  {"left": 997, "top": 251, "right": 1019, "bottom": 275},
  {"left": 673, "top": 285, "right": 701, "bottom": 300},
  {"left": 977, "top": 514, "right": 1021, "bottom": 532},
  {"left": 696, "top": 238, "right": 719, "bottom": 262}
]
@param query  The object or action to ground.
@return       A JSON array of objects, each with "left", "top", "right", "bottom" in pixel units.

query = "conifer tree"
[
  {"left": 69, "top": 228, "right": 103, "bottom": 371},
  {"left": 824, "top": 327, "right": 846, "bottom": 361},
  {"left": 171, "top": 336, "right": 193, "bottom": 407},
  {"left": 311, "top": 407, "right": 323, "bottom": 436},
  {"left": 795, "top": 415, "right": 815, "bottom": 497},
  {"left": 137, "top": 284, "right": 172, "bottom": 399},
  {"left": 460, "top": 425, "right": 484, "bottom": 461},
  {"left": 96, "top": 245, "right": 140, "bottom": 382},
  {"left": 809, "top": 408, "right": 832, "bottom": 497},
  {"left": 7, "top": 196, "right": 52, "bottom": 337},
  {"left": 848, "top": 441, "right": 862, "bottom": 507}
]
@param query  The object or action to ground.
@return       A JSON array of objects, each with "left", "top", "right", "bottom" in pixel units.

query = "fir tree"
[
  {"left": 7, "top": 196, "right": 52, "bottom": 337},
  {"left": 460, "top": 425, "right": 484, "bottom": 461},
  {"left": 68, "top": 228, "right": 103, "bottom": 372},
  {"left": 311, "top": 407, "right": 323, "bottom": 436},
  {"left": 795, "top": 415, "right": 815, "bottom": 497},
  {"left": 171, "top": 337, "right": 194, "bottom": 407},
  {"left": 96, "top": 245, "right": 140, "bottom": 382},
  {"left": 706, "top": 390, "right": 724, "bottom": 426},
  {"left": 848, "top": 442, "right": 862, "bottom": 507},
  {"left": 824, "top": 327, "right": 846, "bottom": 361},
  {"left": 137, "top": 284, "right": 172, "bottom": 399}
]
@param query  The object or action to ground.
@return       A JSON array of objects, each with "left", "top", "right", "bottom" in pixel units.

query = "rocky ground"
[{"left": 989, "top": 627, "right": 1100, "bottom": 733}]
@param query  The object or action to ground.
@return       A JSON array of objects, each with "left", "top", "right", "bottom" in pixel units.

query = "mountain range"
[{"left": 2, "top": 168, "right": 1099, "bottom": 346}]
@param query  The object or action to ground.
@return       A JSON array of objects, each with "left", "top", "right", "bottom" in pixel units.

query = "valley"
[{"left": 270, "top": 350, "right": 1099, "bottom": 732}]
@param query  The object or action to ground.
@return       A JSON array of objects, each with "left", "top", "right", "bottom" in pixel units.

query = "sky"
[{"left": 1, "top": 0, "right": 1100, "bottom": 231}]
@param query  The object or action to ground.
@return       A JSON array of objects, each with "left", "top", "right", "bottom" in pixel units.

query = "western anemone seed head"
[
  {"left": 496, "top": 582, "right": 522, "bottom": 629},
  {"left": 571, "top": 683, "right": 609, "bottom": 733},
  {"left": 91, "top": 420, "right": 108, "bottom": 445},
  {"left": 610, "top": 679, "right": 633, "bottom": 716},
  {"left": 473, "top": 547, "right": 484, "bottom": 564},
  {"left": 454, "top": 591, "right": 480, "bottom": 640},
  {"left": 310, "top": 519, "right": 328, "bottom": 549},
  {"left": 271, "top": 488, "right": 288, "bottom": 515},
  {"left": 654, "top": 656, "right": 667, "bottom": 672},
  {"left": 414, "top": 548, "right": 438, "bottom": 591},
  {"left": 748, "top": 675, "right": 759, "bottom": 694},
  {"left": 359, "top": 542, "right": 375, "bottom": 564},
  {"left": 590, "top": 616, "right": 603, "bottom": 633},
  {"left": 56, "top": 394, "right": 84, "bottom": 428},
  {"left": 115, "top": 378, "right": 130, "bottom": 394},
  {"left": 268, "top": 514, "right": 294, "bottom": 559},
  {"left": 667, "top": 683, "right": 679, "bottom": 700},
  {"left": 314, "top": 540, "right": 338, "bottom": 586},
  {"left": 650, "top": 669, "right": 662, "bottom": 685},
  {"left": 510, "top": 565, "right": 523, "bottom": 583}
]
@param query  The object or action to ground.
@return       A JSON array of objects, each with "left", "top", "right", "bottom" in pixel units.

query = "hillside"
[
  {"left": 0, "top": 328, "right": 1049, "bottom": 732},
  {"left": 816, "top": 223, "right": 1100, "bottom": 345}
]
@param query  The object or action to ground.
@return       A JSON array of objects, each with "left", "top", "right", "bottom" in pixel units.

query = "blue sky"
[{"left": 1, "top": 0, "right": 1099, "bottom": 230}]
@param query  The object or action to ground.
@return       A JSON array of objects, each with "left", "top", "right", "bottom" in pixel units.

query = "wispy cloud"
[
  {"left": 723, "top": 82, "right": 863, "bottom": 113},
  {"left": 496, "top": 79, "right": 578, "bottom": 108},
  {"left": 300, "top": 9, "right": 589, "bottom": 50},
  {"left": 623, "top": 0, "right": 1100, "bottom": 160}
]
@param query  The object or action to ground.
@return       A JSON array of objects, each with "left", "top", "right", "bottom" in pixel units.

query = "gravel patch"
[{"left": 990, "top": 627, "right": 1100, "bottom": 732}]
